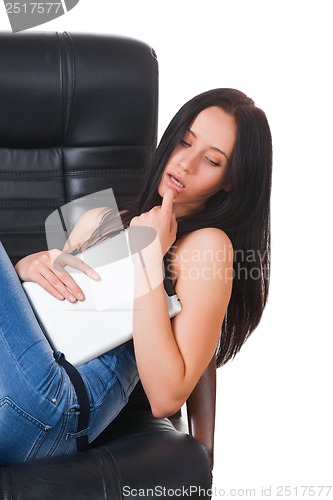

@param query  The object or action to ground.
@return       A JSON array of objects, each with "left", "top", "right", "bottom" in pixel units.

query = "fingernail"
[
  {"left": 91, "top": 271, "right": 101, "bottom": 281},
  {"left": 68, "top": 294, "right": 76, "bottom": 303},
  {"left": 57, "top": 294, "right": 64, "bottom": 300},
  {"left": 77, "top": 292, "right": 85, "bottom": 301}
]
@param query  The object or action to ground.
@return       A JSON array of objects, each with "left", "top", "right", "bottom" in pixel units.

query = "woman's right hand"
[{"left": 15, "top": 250, "right": 100, "bottom": 302}]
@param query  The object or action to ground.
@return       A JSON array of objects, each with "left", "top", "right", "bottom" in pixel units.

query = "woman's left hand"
[{"left": 129, "top": 188, "right": 178, "bottom": 257}]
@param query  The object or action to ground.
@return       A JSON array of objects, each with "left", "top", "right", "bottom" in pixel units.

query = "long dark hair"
[{"left": 90, "top": 88, "right": 272, "bottom": 367}]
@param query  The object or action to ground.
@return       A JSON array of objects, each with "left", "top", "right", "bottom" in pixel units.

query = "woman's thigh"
[
  {"left": 0, "top": 242, "right": 57, "bottom": 389},
  {"left": 0, "top": 243, "right": 79, "bottom": 464}
]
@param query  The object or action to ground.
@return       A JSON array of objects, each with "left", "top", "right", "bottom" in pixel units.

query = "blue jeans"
[{"left": 0, "top": 242, "right": 139, "bottom": 465}]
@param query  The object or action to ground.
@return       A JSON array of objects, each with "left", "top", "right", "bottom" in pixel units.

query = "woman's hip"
[
  {"left": 78, "top": 340, "right": 139, "bottom": 441},
  {"left": 0, "top": 362, "right": 80, "bottom": 465}
]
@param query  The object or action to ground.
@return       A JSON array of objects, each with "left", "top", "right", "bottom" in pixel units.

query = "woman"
[{"left": 0, "top": 88, "right": 272, "bottom": 465}]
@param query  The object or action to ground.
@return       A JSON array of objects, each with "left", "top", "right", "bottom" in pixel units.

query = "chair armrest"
[{"left": 186, "top": 356, "right": 216, "bottom": 469}]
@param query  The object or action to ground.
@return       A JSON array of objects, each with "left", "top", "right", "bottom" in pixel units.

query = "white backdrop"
[{"left": 1, "top": 1, "right": 332, "bottom": 497}]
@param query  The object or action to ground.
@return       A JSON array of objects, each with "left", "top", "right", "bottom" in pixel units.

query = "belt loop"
[{"left": 55, "top": 352, "right": 90, "bottom": 452}]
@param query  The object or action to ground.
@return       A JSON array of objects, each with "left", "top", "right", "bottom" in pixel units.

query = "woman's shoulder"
[
  {"left": 169, "top": 227, "right": 233, "bottom": 287},
  {"left": 175, "top": 227, "right": 233, "bottom": 257}
]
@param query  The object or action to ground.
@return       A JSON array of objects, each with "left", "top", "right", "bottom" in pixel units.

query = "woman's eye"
[
  {"left": 180, "top": 140, "right": 191, "bottom": 147},
  {"left": 206, "top": 156, "right": 220, "bottom": 167}
]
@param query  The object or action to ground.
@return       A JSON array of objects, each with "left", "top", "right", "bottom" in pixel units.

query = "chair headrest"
[{"left": 0, "top": 31, "right": 158, "bottom": 148}]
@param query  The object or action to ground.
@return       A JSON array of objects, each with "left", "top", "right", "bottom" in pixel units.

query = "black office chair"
[{"left": 0, "top": 31, "right": 216, "bottom": 499}]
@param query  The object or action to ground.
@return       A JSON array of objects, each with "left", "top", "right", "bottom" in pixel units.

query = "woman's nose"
[
  {"left": 178, "top": 156, "right": 196, "bottom": 173},
  {"left": 177, "top": 147, "right": 200, "bottom": 173},
  {"left": 178, "top": 161, "right": 187, "bottom": 170}
]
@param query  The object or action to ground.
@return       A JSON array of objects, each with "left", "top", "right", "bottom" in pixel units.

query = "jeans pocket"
[{"left": 0, "top": 397, "right": 51, "bottom": 465}]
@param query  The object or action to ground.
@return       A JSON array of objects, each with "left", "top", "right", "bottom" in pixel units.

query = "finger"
[
  {"left": 170, "top": 212, "right": 178, "bottom": 235},
  {"left": 33, "top": 272, "right": 67, "bottom": 301},
  {"left": 161, "top": 188, "right": 176, "bottom": 215},
  {"left": 54, "top": 252, "right": 100, "bottom": 281},
  {"left": 54, "top": 253, "right": 102, "bottom": 302},
  {"left": 40, "top": 267, "right": 81, "bottom": 302}
]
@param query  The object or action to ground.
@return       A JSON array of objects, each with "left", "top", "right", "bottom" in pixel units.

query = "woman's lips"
[{"left": 166, "top": 173, "right": 186, "bottom": 193}]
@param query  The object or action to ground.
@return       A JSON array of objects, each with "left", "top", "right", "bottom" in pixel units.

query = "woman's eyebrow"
[
  {"left": 187, "top": 128, "right": 229, "bottom": 160},
  {"left": 210, "top": 146, "right": 228, "bottom": 160}
]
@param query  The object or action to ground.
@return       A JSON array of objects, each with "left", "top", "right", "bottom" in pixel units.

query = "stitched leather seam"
[
  {"left": 0, "top": 227, "right": 45, "bottom": 233},
  {"left": 0, "top": 169, "right": 143, "bottom": 179},
  {"left": 0, "top": 172, "right": 64, "bottom": 179},
  {"left": 0, "top": 194, "right": 131, "bottom": 209},
  {"left": 65, "top": 170, "right": 143, "bottom": 176},
  {"left": 65, "top": 32, "right": 77, "bottom": 144},
  {"left": 0, "top": 200, "right": 63, "bottom": 208},
  {"left": 61, "top": 32, "right": 76, "bottom": 145}
]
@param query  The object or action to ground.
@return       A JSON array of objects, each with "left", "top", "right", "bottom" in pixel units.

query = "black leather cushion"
[{"left": 0, "top": 383, "right": 212, "bottom": 499}]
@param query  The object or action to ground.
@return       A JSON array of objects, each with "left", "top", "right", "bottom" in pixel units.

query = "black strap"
[
  {"left": 56, "top": 353, "right": 90, "bottom": 452},
  {"left": 163, "top": 275, "right": 176, "bottom": 297}
]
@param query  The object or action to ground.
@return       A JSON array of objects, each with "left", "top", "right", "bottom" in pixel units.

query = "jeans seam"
[
  {"left": 46, "top": 412, "right": 70, "bottom": 457},
  {"left": 0, "top": 397, "right": 51, "bottom": 462}
]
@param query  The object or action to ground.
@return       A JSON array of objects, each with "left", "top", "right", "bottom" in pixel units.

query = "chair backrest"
[{"left": 0, "top": 31, "right": 158, "bottom": 264}]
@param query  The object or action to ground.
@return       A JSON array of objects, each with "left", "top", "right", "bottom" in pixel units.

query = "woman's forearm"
[{"left": 131, "top": 254, "right": 186, "bottom": 418}]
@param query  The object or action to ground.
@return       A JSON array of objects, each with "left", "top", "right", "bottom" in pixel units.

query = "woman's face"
[{"left": 158, "top": 106, "right": 237, "bottom": 217}]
